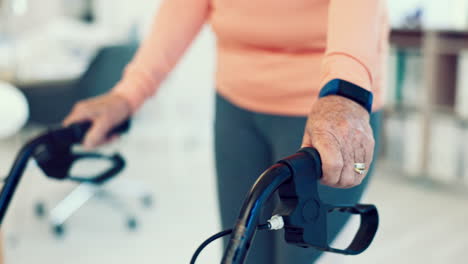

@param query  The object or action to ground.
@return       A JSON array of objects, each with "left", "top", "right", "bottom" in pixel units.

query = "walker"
[{"left": 0, "top": 121, "right": 379, "bottom": 264}]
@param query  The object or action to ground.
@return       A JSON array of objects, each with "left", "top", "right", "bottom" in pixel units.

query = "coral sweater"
[{"left": 113, "top": 0, "right": 389, "bottom": 115}]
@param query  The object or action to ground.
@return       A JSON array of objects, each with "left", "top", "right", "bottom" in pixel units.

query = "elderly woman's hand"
[
  {"left": 302, "top": 95, "right": 374, "bottom": 188},
  {"left": 63, "top": 93, "right": 132, "bottom": 149}
]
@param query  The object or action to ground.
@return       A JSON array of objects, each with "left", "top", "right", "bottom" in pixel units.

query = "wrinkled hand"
[
  {"left": 63, "top": 93, "right": 132, "bottom": 149},
  {"left": 302, "top": 96, "right": 374, "bottom": 188}
]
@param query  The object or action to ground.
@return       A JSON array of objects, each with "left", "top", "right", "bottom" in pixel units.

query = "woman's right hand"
[{"left": 63, "top": 93, "right": 132, "bottom": 149}]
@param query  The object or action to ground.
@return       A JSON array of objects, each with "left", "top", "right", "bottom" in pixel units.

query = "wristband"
[{"left": 319, "top": 79, "right": 373, "bottom": 113}]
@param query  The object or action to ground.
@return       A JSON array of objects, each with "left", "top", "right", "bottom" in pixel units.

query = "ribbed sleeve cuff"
[{"left": 319, "top": 53, "right": 373, "bottom": 92}]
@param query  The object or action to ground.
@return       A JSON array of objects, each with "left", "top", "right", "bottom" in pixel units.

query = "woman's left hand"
[{"left": 302, "top": 95, "right": 374, "bottom": 189}]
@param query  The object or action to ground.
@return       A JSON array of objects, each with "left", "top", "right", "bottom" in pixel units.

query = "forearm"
[
  {"left": 320, "top": 0, "right": 388, "bottom": 92},
  {"left": 112, "top": 0, "right": 210, "bottom": 112}
]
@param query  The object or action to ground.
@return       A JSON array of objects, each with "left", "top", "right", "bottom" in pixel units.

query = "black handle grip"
[
  {"left": 300, "top": 148, "right": 379, "bottom": 254},
  {"left": 298, "top": 147, "right": 323, "bottom": 177},
  {"left": 275, "top": 147, "right": 379, "bottom": 256},
  {"left": 0, "top": 120, "right": 130, "bottom": 226},
  {"left": 69, "top": 119, "right": 131, "bottom": 144}
]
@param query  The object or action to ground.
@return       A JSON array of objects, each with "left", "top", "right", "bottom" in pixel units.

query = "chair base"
[{"left": 34, "top": 178, "right": 153, "bottom": 237}]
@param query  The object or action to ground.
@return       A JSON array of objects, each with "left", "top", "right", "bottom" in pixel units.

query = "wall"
[{"left": 387, "top": 0, "right": 468, "bottom": 29}]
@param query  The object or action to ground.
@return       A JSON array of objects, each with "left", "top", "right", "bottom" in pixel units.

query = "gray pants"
[{"left": 215, "top": 94, "right": 382, "bottom": 264}]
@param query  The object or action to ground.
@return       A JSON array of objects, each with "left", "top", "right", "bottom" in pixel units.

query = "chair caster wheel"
[
  {"left": 52, "top": 224, "right": 65, "bottom": 237},
  {"left": 127, "top": 218, "right": 138, "bottom": 230},
  {"left": 141, "top": 195, "right": 153, "bottom": 208},
  {"left": 34, "top": 202, "right": 46, "bottom": 218}
]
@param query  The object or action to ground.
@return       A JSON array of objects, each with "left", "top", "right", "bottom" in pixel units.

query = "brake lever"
[
  {"left": 67, "top": 153, "right": 125, "bottom": 184},
  {"left": 274, "top": 147, "right": 379, "bottom": 255}
]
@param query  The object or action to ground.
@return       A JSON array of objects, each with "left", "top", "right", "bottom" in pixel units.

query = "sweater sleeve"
[
  {"left": 112, "top": 0, "right": 210, "bottom": 112},
  {"left": 320, "top": 0, "right": 387, "bottom": 92}
]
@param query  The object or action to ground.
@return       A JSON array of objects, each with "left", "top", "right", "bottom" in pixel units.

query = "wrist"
[
  {"left": 109, "top": 92, "right": 133, "bottom": 116},
  {"left": 319, "top": 79, "right": 373, "bottom": 113},
  {"left": 110, "top": 90, "right": 135, "bottom": 115},
  {"left": 312, "top": 96, "right": 370, "bottom": 124}
]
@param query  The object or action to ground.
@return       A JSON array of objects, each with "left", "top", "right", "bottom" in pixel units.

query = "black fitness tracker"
[{"left": 319, "top": 79, "right": 373, "bottom": 113}]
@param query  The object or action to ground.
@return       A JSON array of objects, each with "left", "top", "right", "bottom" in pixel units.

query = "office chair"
[{"left": 32, "top": 44, "right": 154, "bottom": 236}]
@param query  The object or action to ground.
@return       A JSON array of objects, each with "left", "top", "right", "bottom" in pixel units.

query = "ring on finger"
[
  {"left": 353, "top": 163, "right": 367, "bottom": 175},
  {"left": 353, "top": 168, "right": 368, "bottom": 175},
  {"left": 354, "top": 162, "right": 366, "bottom": 170}
]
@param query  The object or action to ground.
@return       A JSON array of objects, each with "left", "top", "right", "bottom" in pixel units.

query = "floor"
[{"left": 1, "top": 30, "right": 468, "bottom": 264}]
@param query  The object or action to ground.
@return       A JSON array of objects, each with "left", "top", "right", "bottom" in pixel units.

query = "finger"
[
  {"left": 63, "top": 104, "right": 96, "bottom": 127},
  {"left": 312, "top": 136, "right": 344, "bottom": 187},
  {"left": 337, "top": 143, "right": 356, "bottom": 188},
  {"left": 365, "top": 135, "right": 375, "bottom": 168},
  {"left": 102, "top": 134, "right": 120, "bottom": 145},
  {"left": 83, "top": 117, "right": 113, "bottom": 149},
  {"left": 351, "top": 141, "right": 367, "bottom": 186},
  {"left": 301, "top": 129, "right": 312, "bottom": 148}
]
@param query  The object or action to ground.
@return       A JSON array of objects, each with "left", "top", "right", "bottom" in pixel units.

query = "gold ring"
[
  {"left": 354, "top": 168, "right": 368, "bottom": 175},
  {"left": 354, "top": 163, "right": 367, "bottom": 175},
  {"left": 354, "top": 163, "right": 366, "bottom": 170}
]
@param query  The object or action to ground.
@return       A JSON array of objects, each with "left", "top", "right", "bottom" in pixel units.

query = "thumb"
[
  {"left": 301, "top": 130, "right": 313, "bottom": 148},
  {"left": 83, "top": 117, "right": 112, "bottom": 149}
]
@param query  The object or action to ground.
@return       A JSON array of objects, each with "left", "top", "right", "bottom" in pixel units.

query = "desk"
[{"left": 0, "top": 71, "right": 76, "bottom": 87}]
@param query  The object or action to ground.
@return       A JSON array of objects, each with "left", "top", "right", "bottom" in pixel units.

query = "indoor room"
[{"left": 0, "top": 0, "right": 467, "bottom": 263}]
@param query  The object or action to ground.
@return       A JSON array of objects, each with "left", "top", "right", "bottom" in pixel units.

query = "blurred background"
[{"left": 0, "top": 0, "right": 468, "bottom": 263}]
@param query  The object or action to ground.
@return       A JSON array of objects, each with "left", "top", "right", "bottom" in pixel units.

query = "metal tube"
[
  {"left": 0, "top": 135, "right": 44, "bottom": 225},
  {"left": 221, "top": 163, "right": 292, "bottom": 264}
]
